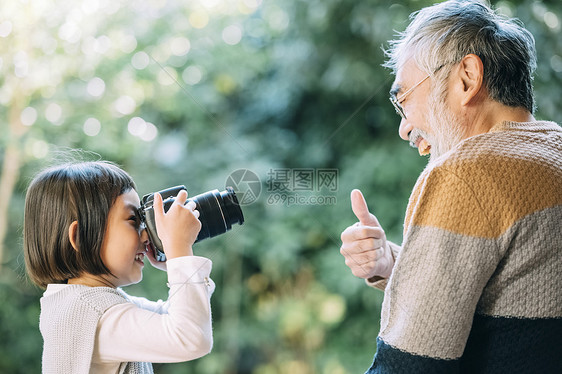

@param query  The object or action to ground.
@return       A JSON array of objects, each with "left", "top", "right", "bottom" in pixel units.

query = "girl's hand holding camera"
[{"left": 147, "top": 190, "right": 202, "bottom": 270}]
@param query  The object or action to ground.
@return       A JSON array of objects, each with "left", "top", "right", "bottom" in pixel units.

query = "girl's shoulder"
[{"left": 41, "top": 284, "right": 128, "bottom": 316}]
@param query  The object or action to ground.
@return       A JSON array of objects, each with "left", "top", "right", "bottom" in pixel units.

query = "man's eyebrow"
[{"left": 389, "top": 84, "right": 402, "bottom": 98}]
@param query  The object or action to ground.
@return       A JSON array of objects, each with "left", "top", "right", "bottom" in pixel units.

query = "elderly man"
[{"left": 340, "top": 1, "right": 561, "bottom": 373}]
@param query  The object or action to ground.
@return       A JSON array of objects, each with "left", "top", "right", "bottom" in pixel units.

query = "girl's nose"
[{"left": 399, "top": 119, "right": 413, "bottom": 141}]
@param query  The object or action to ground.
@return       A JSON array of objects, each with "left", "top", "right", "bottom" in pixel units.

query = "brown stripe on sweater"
[{"left": 405, "top": 122, "right": 562, "bottom": 239}]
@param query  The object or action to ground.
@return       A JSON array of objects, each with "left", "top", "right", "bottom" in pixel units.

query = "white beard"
[{"left": 409, "top": 84, "right": 466, "bottom": 162}]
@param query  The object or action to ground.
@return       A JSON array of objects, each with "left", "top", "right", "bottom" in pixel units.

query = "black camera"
[{"left": 138, "top": 185, "right": 244, "bottom": 261}]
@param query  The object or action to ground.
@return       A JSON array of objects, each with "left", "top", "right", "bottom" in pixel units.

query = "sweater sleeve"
[
  {"left": 373, "top": 166, "right": 503, "bottom": 371},
  {"left": 364, "top": 241, "right": 401, "bottom": 291},
  {"left": 92, "top": 256, "right": 214, "bottom": 364}
]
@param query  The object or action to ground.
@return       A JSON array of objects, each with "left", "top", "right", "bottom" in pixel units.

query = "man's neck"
[{"left": 464, "top": 102, "right": 535, "bottom": 138}]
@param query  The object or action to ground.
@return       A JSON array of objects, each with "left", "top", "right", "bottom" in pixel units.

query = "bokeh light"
[
  {"left": 189, "top": 10, "right": 209, "bottom": 29},
  {"left": 128, "top": 117, "right": 147, "bottom": 137},
  {"left": 544, "top": 11, "right": 560, "bottom": 30},
  {"left": 551, "top": 55, "right": 562, "bottom": 73},
  {"left": 239, "top": 0, "right": 262, "bottom": 15},
  {"left": 127, "top": 116, "right": 158, "bottom": 142},
  {"left": 83, "top": 117, "right": 101, "bottom": 136},
  {"left": 119, "top": 34, "right": 138, "bottom": 53},
  {"left": 45, "top": 103, "right": 63, "bottom": 124},
  {"left": 140, "top": 122, "right": 158, "bottom": 142},
  {"left": 20, "top": 107, "right": 37, "bottom": 126},
  {"left": 157, "top": 68, "right": 178, "bottom": 86},
  {"left": 93, "top": 35, "right": 112, "bottom": 54},
  {"left": 87, "top": 77, "right": 106, "bottom": 97},
  {"left": 25, "top": 139, "right": 49, "bottom": 159},
  {"left": 114, "top": 95, "right": 136, "bottom": 115},
  {"left": 81, "top": 0, "right": 100, "bottom": 15},
  {"left": 267, "top": 6, "right": 290, "bottom": 31},
  {"left": 14, "top": 51, "right": 29, "bottom": 78},
  {"left": 131, "top": 51, "right": 150, "bottom": 70},
  {"left": 182, "top": 65, "right": 203, "bottom": 85},
  {"left": 58, "top": 22, "right": 81, "bottom": 43},
  {"left": 222, "top": 25, "right": 243, "bottom": 45},
  {"left": 0, "top": 20, "right": 12, "bottom": 37},
  {"left": 170, "top": 36, "right": 191, "bottom": 56},
  {"left": 318, "top": 295, "right": 346, "bottom": 324}
]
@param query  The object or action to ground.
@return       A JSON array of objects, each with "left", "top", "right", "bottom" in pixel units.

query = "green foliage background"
[{"left": 0, "top": 0, "right": 560, "bottom": 373}]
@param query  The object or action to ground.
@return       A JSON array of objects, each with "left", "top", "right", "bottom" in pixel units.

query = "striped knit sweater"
[{"left": 367, "top": 121, "right": 562, "bottom": 373}]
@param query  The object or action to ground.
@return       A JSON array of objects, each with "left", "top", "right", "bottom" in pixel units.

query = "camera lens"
[
  {"left": 190, "top": 187, "right": 244, "bottom": 243},
  {"left": 139, "top": 186, "right": 244, "bottom": 261}
]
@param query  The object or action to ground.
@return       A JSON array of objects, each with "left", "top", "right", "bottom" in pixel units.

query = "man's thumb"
[{"left": 351, "top": 189, "right": 379, "bottom": 227}]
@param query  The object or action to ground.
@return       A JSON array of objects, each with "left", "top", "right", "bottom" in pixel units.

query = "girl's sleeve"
[{"left": 93, "top": 256, "right": 215, "bottom": 363}]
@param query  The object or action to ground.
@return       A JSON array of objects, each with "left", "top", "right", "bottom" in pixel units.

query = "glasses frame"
[{"left": 389, "top": 64, "right": 446, "bottom": 120}]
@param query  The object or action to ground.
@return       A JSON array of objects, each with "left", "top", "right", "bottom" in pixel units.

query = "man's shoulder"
[
  {"left": 429, "top": 120, "right": 562, "bottom": 200},
  {"left": 411, "top": 120, "right": 562, "bottom": 238},
  {"left": 438, "top": 120, "right": 562, "bottom": 173}
]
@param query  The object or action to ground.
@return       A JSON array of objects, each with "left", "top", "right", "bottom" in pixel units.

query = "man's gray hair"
[{"left": 384, "top": 0, "right": 537, "bottom": 113}]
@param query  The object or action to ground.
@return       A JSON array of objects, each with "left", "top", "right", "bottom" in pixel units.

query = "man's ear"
[
  {"left": 458, "top": 54, "right": 484, "bottom": 106},
  {"left": 68, "top": 221, "right": 79, "bottom": 251}
]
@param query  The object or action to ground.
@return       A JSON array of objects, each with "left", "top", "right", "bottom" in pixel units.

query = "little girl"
[{"left": 23, "top": 160, "right": 215, "bottom": 374}]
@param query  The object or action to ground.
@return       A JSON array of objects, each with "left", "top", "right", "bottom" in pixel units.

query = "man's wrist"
[{"left": 374, "top": 241, "right": 394, "bottom": 279}]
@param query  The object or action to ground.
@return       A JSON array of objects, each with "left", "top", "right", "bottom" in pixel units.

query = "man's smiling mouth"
[{"left": 410, "top": 134, "right": 431, "bottom": 156}]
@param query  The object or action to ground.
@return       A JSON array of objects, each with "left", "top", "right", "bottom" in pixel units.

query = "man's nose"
[{"left": 399, "top": 119, "right": 413, "bottom": 141}]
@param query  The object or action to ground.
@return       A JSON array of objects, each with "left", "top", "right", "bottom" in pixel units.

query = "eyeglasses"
[
  {"left": 389, "top": 74, "right": 431, "bottom": 120},
  {"left": 389, "top": 64, "right": 446, "bottom": 120}
]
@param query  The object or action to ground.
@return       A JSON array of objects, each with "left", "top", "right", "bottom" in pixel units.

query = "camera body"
[{"left": 138, "top": 185, "right": 244, "bottom": 261}]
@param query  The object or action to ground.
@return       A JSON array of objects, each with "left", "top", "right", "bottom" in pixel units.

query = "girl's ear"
[{"left": 68, "top": 221, "right": 79, "bottom": 251}]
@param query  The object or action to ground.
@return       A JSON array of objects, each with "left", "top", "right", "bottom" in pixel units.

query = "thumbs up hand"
[
  {"left": 340, "top": 189, "right": 394, "bottom": 279},
  {"left": 351, "top": 188, "right": 381, "bottom": 227}
]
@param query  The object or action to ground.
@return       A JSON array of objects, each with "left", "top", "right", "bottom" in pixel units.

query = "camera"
[{"left": 138, "top": 185, "right": 244, "bottom": 261}]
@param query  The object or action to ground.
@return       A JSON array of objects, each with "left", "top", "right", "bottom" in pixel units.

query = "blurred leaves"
[{"left": 1, "top": 0, "right": 560, "bottom": 373}]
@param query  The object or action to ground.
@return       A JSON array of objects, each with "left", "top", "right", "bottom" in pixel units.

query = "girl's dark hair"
[{"left": 23, "top": 161, "right": 136, "bottom": 288}]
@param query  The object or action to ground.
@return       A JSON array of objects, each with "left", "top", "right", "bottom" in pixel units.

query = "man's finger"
[{"left": 351, "top": 189, "right": 379, "bottom": 227}]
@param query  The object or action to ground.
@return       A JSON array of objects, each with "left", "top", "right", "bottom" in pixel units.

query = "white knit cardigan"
[{"left": 40, "top": 285, "right": 153, "bottom": 374}]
